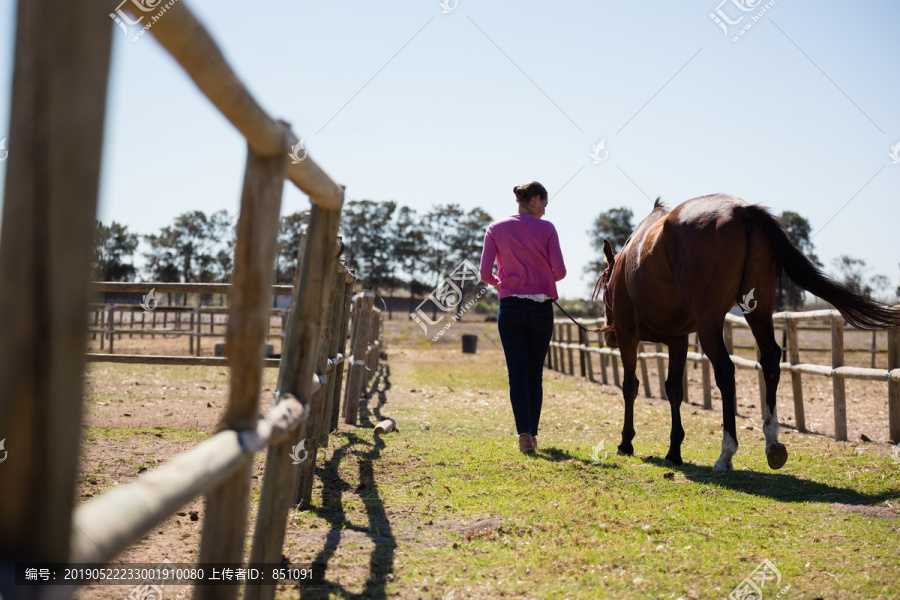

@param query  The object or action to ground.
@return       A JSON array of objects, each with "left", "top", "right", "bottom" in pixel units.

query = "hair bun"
[
  {"left": 513, "top": 181, "right": 547, "bottom": 203},
  {"left": 513, "top": 185, "right": 525, "bottom": 201}
]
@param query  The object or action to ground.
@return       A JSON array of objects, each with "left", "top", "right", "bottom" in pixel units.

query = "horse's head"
[{"left": 591, "top": 240, "right": 619, "bottom": 348}]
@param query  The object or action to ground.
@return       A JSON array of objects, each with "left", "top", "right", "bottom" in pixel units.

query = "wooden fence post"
[
  {"left": 578, "top": 328, "right": 587, "bottom": 378},
  {"left": 871, "top": 330, "right": 877, "bottom": 369},
  {"left": 566, "top": 323, "right": 575, "bottom": 376},
  {"left": 108, "top": 306, "right": 115, "bottom": 354},
  {"left": 888, "top": 327, "right": 900, "bottom": 443},
  {"left": 787, "top": 318, "right": 806, "bottom": 432},
  {"left": 247, "top": 200, "right": 343, "bottom": 600},
  {"left": 195, "top": 146, "right": 285, "bottom": 600},
  {"left": 555, "top": 324, "right": 564, "bottom": 373},
  {"left": 639, "top": 343, "right": 651, "bottom": 398},
  {"left": 330, "top": 271, "right": 356, "bottom": 432},
  {"left": 584, "top": 329, "right": 595, "bottom": 382},
  {"left": 0, "top": 0, "right": 112, "bottom": 570},
  {"left": 612, "top": 353, "right": 621, "bottom": 387},
  {"left": 655, "top": 343, "right": 667, "bottom": 400},
  {"left": 294, "top": 267, "right": 340, "bottom": 508},
  {"left": 832, "top": 315, "right": 847, "bottom": 442},
  {"left": 99, "top": 308, "right": 106, "bottom": 350},
  {"left": 189, "top": 310, "right": 195, "bottom": 354},
  {"left": 343, "top": 292, "right": 374, "bottom": 425},
  {"left": 693, "top": 333, "right": 700, "bottom": 369},
  {"left": 599, "top": 332, "right": 609, "bottom": 385},
  {"left": 366, "top": 308, "right": 380, "bottom": 383}
]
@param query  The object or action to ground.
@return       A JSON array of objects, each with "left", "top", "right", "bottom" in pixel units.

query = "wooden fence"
[
  {"left": 548, "top": 310, "right": 900, "bottom": 443},
  {"left": 86, "top": 283, "right": 294, "bottom": 363},
  {"left": 0, "top": 2, "right": 378, "bottom": 599}
]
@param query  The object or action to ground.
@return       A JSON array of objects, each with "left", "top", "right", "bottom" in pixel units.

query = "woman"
[{"left": 480, "top": 181, "right": 566, "bottom": 454}]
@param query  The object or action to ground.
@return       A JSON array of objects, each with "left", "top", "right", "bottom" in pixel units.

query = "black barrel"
[{"left": 461, "top": 334, "right": 478, "bottom": 354}]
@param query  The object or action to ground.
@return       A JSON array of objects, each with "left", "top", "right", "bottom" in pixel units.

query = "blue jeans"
[{"left": 497, "top": 297, "right": 554, "bottom": 436}]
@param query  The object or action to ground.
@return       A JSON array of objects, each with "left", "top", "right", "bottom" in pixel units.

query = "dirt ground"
[{"left": 74, "top": 313, "right": 899, "bottom": 598}]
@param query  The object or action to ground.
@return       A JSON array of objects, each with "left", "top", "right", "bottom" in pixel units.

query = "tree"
[
  {"left": 452, "top": 207, "right": 493, "bottom": 268},
  {"left": 585, "top": 207, "right": 634, "bottom": 279},
  {"left": 143, "top": 209, "right": 233, "bottom": 304},
  {"left": 833, "top": 255, "right": 872, "bottom": 297},
  {"left": 774, "top": 211, "right": 822, "bottom": 310},
  {"left": 869, "top": 274, "right": 892, "bottom": 303},
  {"left": 92, "top": 220, "right": 138, "bottom": 281},
  {"left": 390, "top": 206, "right": 427, "bottom": 295},
  {"left": 339, "top": 200, "right": 397, "bottom": 294},
  {"left": 276, "top": 211, "right": 309, "bottom": 285},
  {"left": 422, "top": 204, "right": 466, "bottom": 286},
  {"left": 896, "top": 263, "right": 900, "bottom": 300}
]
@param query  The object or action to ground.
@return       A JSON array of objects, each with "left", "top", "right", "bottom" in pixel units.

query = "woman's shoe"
[{"left": 519, "top": 433, "right": 535, "bottom": 454}]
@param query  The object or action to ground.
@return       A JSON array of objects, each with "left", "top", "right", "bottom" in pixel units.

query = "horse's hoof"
[
  {"left": 766, "top": 443, "right": 788, "bottom": 470},
  {"left": 713, "top": 459, "right": 733, "bottom": 473},
  {"left": 664, "top": 454, "right": 683, "bottom": 467},
  {"left": 616, "top": 445, "right": 633, "bottom": 456}
]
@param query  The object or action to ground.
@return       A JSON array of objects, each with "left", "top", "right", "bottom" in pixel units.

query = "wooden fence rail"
[
  {"left": 548, "top": 311, "right": 900, "bottom": 443},
  {"left": 0, "top": 1, "right": 366, "bottom": 599},
  {"left": 86, "top": 302, "right": 289, "bottom": 357}
]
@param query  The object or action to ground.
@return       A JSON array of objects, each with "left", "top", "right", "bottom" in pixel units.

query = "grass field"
[{"left": 76, "top": 317, "right": 900, "bottom": 599}]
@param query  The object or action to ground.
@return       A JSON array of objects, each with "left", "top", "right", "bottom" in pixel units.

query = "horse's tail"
[{"left": 743, "top": 205, "right": 900, "bottom": 330}]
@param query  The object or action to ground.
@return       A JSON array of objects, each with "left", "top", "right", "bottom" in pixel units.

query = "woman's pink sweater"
[{"left": 479, "top": 213, "right": 567, "bottom": 300}]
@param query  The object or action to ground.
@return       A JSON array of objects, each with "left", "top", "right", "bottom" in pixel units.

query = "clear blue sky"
[{"left": 1, "top": 0, "right": 898, "bottom": 299}]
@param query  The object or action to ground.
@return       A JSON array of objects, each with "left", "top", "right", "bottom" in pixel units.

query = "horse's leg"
[
  {"left": 616, "top": 338, "right": 640, "bottom": 456},
  {"left": 697, "top": 324, "right": 738, "bottom": 472},
  {"left": 664, "top": 335, "right": 688, "bottom": 466},
  {"left": 746, "top": 311, "right": 788, "bottom": 469}
]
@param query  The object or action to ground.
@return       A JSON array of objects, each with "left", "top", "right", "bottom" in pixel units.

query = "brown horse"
[{"left": 595, "top": 194, "right": 900, "bottom": 472}]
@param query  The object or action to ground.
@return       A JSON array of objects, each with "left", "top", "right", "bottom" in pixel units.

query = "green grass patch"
[
  {"left": 82, "top": 425, "right": 209, "bottom": 443},
  {"left": 284, "top": 348, "right": 900, "bottom": 600}
]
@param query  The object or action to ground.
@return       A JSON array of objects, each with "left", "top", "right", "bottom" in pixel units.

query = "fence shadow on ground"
[
  {"left": 639, "top": 456, "right": 900, "bottom": 506},
  {"left": 298, "top": 363, "right": 394, "bottom": 599}
]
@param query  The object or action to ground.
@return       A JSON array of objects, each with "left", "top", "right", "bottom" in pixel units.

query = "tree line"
[{"left": 92, "top": 202, "right": 493, "bottom": 298}]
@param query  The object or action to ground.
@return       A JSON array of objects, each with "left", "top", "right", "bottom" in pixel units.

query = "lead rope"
[
  {"left": 552, "top": 300, "right": 593, "bottom": 333},
  {"left": 553, "top": 300, "right": 608, "bottom": 334}
]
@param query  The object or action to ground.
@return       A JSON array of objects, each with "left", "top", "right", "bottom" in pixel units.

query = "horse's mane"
[{"left": 653, "top": 196, "right": 667, "bottom": 210}]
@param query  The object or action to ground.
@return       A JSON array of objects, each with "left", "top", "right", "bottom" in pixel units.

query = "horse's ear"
[{"left": 602, "top": 240, "right": 615, "bottom": 266}]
